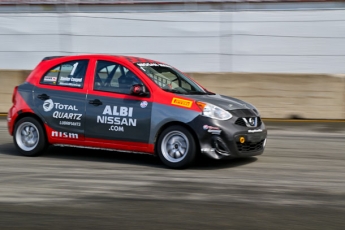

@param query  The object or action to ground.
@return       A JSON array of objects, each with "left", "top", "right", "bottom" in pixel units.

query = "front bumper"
[{"left": 188, "top": 115, "right": 267, "bottom": 160}]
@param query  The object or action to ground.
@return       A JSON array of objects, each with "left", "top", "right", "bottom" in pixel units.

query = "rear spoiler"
[{"left": 42, "top": 56, "right": 65, "bottom": 61}]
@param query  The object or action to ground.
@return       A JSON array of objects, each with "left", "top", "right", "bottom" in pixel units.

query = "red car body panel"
[
  {"left": 8, "top": 88, "right": 35, "bottom": 135},
  {"left": 9, "top": 55, "right": 202, "bottom": 154}
]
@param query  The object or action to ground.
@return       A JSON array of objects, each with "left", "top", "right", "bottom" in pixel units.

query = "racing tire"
[
  {"left": 13, "top": 117, "right": 47, "bottom": 157},
  {"left": 157, "top": 125, "right": 196, "bottom": 169}
]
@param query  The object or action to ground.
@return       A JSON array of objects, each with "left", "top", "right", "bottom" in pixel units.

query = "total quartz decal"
[
  {"left": 43, "top": 99, "right": 82, "bottom": 126},
  {"left": 97, "top": 105, "right": 137, "bottom": 132}
]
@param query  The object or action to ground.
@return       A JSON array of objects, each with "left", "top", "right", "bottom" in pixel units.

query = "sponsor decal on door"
[
  {"left": 96, "top": 105, "right": 137, "bottom": 132},
  {"left": 43, "top": 99, "right": 82, "bottom": 126}
]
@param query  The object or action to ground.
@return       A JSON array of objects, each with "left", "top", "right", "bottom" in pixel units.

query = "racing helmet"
[{"left": 119, "top": 71, "right": 141, "bottom": 88}]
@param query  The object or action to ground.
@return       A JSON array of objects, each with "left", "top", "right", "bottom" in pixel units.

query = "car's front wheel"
[
  {"left": 14, "top": 117, "right": 47, "bottom": 156},
  {"left": 157, "top": 125, "right": 196, "bottom": 169}
]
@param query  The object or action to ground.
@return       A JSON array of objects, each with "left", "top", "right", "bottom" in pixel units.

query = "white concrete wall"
[
  {"left": 0, "top": 9, "right": 345, "bottom": 73},
  {"left": 1, "top": 70, "right": 345, "bottom": 118}
]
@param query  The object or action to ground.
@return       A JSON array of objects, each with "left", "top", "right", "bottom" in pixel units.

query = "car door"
[
  {"left": 33, "top": 59, "right": 89, "bottom": 141},
  {"left": 85, "top": 59, "right": 152, "bottom": 146}
]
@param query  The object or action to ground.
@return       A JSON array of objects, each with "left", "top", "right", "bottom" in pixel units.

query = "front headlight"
[{"left": 196, "top": 101, "right": 232, "bottom": 120}]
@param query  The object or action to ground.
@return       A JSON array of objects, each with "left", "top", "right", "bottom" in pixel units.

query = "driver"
[{"left": 119, "top": 71, "right": 142, "bottom": 89}]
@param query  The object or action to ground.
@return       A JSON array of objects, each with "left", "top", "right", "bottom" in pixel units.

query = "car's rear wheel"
[
  {"left": 14, "top": 117, "right": 47, "bottom": 156},
  {"left": 157, "top": 125, "right": 196, "bottom": 169}
]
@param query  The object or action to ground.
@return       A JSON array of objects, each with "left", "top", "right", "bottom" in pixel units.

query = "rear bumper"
[{"left": 7, "top": 106, "right": 17, "bottom": 136}]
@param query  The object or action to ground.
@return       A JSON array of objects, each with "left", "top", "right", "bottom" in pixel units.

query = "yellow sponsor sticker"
[{"left": 171, "top": 97, "right": 193, "bottom": 108}]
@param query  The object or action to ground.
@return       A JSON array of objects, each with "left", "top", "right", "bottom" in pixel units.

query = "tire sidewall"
[
  {"left": 13, "top": 117, "right": 47, "bottom": 156},
  {"left": 157, "top": 125, "right": 196, "bottom": 169}
]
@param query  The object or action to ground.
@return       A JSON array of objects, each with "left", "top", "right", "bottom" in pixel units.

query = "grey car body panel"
[
  {"left": 19, "top": 83, "right": 153, "bottom": 143},
  {"left": 149, "top": 93, "right": 266, "bottom": 159},
  {"left": 149, "top": 103, "right": 200, "bottom": 143},
  {"left": 181, "top": 94, "right": 259, "bottom": 113},
  {"left": 187, "top": 114, "right": 267, "bottom": 159},
  {"left": 17, "top": 82, "right": 267, "bottom": 160},
  {"left": 17, "top": 82, "right": 36, "bottom": 112},
  {"left": 85, "top": 94, "right": 152, "bottom": 143},
  {"left": 33, "top": 86, "right": 86, "bottom": 138}
]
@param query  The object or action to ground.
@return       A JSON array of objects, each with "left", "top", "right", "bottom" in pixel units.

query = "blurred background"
[
  {"left": 0, "top": 2, "right": 345, "bottom": 230},
  {"left": 0, "top": 0, "right": 344, "bottom": 118}
]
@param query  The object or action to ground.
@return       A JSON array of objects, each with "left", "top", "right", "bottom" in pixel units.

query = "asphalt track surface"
[{"left": 0, "top": 119, "right": 344, "bottom": 230}]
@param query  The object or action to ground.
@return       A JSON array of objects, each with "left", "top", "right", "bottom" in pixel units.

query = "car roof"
[{"left": 41, "top": 54, "right": 161, "bottom": 64}]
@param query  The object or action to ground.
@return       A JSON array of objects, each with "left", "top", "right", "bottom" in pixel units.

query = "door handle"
[
  {"left": 37, "top": 94, "right": 50, "bottom": 100},
  {"left": 89, "top": 99, "right": 102, "bottom": 106}
]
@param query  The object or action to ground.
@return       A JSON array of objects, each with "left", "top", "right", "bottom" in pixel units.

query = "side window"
[
  {"left": 40, "top": 60, "right": 89, "bottom": 88},
  {"left": 180, "top": 78, "right": 192, "bottom": 90},
  {"left": 94, "top": 60, "right": 144, "bottom": 94}
]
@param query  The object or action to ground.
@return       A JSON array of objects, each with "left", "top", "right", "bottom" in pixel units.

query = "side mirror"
[{"left": 130, "top": 84, "right": 148, "bottom": 96}]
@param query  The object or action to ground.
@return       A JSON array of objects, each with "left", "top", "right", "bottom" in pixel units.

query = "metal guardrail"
[{"left": 0, "top": 0, "right": 328, "bottom": 4}]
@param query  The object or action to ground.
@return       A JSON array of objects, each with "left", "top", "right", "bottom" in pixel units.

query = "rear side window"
[{"left": 40, "top": 60, "right": 89, "bottom": 88}]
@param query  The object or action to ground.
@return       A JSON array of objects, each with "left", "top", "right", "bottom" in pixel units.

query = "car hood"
[{"left": 185, "top": 94, "right": 259, "bottom": 114}]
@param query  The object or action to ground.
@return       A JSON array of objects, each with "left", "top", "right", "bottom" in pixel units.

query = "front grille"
[
  {"left": 236, "top": 139, "right": 265, "bottom": 153},
  {"left": 234, "top": 117, "right": 262, "bottom": 127},
  {"left": 230, "top": 109, "right": 257, "bottom": 117},
  {"left": 235, "top": 118, "right": 246, "bottom": 127}
]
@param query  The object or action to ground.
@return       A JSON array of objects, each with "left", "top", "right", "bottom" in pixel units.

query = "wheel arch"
[
  {"left": 13, "top": 112, "right": 47, "bottom": 140},
  {"left": 153, "top": 121, "right": 200, "bottom": 155}
]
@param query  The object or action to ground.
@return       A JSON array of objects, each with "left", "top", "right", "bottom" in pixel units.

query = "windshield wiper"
[
  {"left": 162, "top": 88, "right": 185, "bottom": 94},
  {"left": 186, "top": 91, "right": 208, "bottom": 95}
]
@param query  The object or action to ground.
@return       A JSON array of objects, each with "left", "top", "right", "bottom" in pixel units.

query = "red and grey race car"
[{"left": 8, "top": 55, "right": 267, "bottom": 168}]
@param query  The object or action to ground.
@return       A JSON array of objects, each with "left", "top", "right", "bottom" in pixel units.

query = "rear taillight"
[{"left": 12, "top": 86, "right": 18, "bottom": 104}]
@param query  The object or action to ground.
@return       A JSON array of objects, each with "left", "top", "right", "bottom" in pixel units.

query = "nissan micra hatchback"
[{"left": 8, "top": 55, "right": 267, "bottom": 168}]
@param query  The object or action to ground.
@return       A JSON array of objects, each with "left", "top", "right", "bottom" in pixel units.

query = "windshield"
[{"left": 135, "top": 63, "right": 209, "bottom": 95}]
